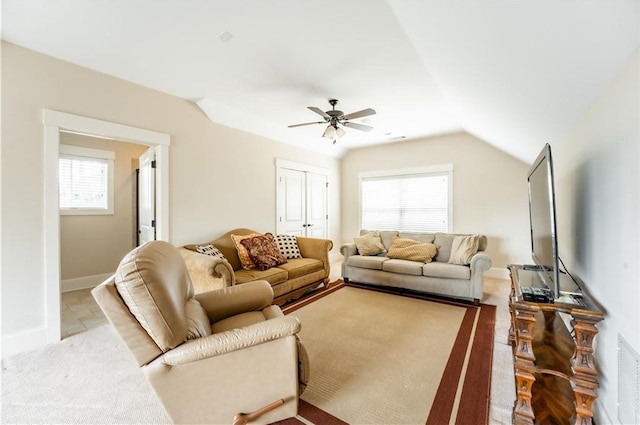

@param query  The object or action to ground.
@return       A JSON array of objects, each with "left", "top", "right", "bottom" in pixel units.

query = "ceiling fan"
[{"left": 288, "top": 99, "right": 376, "bottom": 143}]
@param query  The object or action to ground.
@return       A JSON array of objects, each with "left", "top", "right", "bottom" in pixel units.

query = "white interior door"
[
  {"left": 276, "top": 163, "right": 328, "bottom": 238},
  {"left": 277, "top": 168, "right": 306, "bottom": 236},
  {"left": 138, "top": 147, "right": 156, "bottom": 245},
  {"left": 305, "top": 172, "right": 328, "bottom": 238}
]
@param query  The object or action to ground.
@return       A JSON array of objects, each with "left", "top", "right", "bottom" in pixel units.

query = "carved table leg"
[
  {"left": 512, "top": 304, "right": 539, "bottom": 424},
  {"left": 571, "top": 312, "right": 603, "bottom": 425}
]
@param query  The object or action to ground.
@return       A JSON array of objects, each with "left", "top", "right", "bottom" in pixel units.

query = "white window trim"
[
  {"left": 59, "top": 144, "right": 115, "bottom": 215},
  {"left": 358, "top": 164, "right": 454, "bottom": 233}
]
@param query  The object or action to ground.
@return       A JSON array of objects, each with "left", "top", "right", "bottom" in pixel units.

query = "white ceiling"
[{"left": 2, "top": 0, "right": 638, "bottom": 160}]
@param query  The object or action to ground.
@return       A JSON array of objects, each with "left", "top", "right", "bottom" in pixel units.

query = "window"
[
  {"left": 360, "top": 165, "right": 453, "bottom": 232},
  {"left": 59, "top": 145, "right": 115, "bottom": 215}
]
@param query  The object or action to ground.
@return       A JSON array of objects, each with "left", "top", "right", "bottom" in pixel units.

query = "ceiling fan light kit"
[{"left": 289, "top": 99, "right": 376, "bottom": 143}]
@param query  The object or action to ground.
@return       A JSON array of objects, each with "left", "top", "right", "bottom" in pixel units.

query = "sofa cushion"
[
  {"left": 360, "top": 229, "right": 398, "bottom": 252},
  {"left": 422, "top": 262, "right": 471, "bottom": 280},
  {"left": 382, "top": 259, "right": 424, "bottom": 276},
  {"left": 277, "top": 257, "right": 323, "bottom": 280},
  {"left": 234, "top": 267, "right": 287, "bottom": 286},
  {"left": 274, "top": 234, "right": 302, "bottom": 259},
  {"left": 448, "top": 235, "right": 480, "bottom": 265},
  {"left": 240, "top": 233, "right": 287, "bottom": 271},
  {"left": 398, "top": 232, "right": 436, "bottom": 244},
  {"left": 387, "top": 237, "right": 438, "bottom": 263},
  {"left": 434, "top": 233, "right": 456, "bottom": 262},
  {"left": 354, "top": 231, "right": 387, "bottom": 256},
  {"left": 346, "top": 255, "right": 388, "bottom": 270}
]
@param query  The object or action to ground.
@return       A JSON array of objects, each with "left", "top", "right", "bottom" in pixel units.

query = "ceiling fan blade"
[
  {"left": 343, "top": 122, "right": 374, "bottom": 132},
  {"left": 342, "top": 108, "right": 376, "bottom": 120},
  {"left": 308, "top": 106, "right": 331, "bottom": 119},
  {"left": 288, "top": 121, "right": 325, "bottom": 128}
]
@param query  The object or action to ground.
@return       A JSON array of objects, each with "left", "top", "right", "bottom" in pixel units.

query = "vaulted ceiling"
[{"left": 2, "top": 1, "right": 638, "bottom": 161}]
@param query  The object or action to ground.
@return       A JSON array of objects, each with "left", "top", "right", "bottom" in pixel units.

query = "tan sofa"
[{"left": 180, "top": 228, "right": 333, "bottom": 305}]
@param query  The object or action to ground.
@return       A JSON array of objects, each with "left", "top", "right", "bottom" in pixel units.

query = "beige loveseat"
[
  {"left": 341, "top": 230, "right": 491, "bottom": 304},
  {"left": 180, "top": 228, "right": 333, "bottom": 305}
]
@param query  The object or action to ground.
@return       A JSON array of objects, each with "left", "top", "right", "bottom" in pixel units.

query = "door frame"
[
  {"left": 43, "top": 110, "right": 170, "bottom": 343},
  {"left": 275, "top": 159, "right": 329, "bottom": 236}
]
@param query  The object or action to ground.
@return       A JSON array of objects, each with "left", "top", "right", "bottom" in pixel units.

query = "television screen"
[{"left": 527, "top": 143, "right": 560, "bottom": 298}]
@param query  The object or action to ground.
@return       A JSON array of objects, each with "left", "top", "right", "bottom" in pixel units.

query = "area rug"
[{"left": 278, "top": 280, "right": 496, "bottom": 425}]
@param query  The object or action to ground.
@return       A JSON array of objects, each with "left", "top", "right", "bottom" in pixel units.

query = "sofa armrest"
[
  {"left": 179, "top": 247, "right": 236, "bottom": 289},
  {"left": 195, "top": 280, "right": 274, "bottom": 322},
  {"left": 340, "top": 242, "right": 358, "bottom": 258},
  {"left": 470, "top": 252, "right": 492, "bottom": 276},
  {"left": 161, "top": 316, "right": 301, "bottom": 366},
  {"left": 297, "top": 236, "right": 333, "bottom": 270}
]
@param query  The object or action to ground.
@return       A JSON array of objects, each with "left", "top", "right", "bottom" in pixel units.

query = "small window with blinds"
[
  {"left": 360, "top": 165, "right": 453, "bottom": 232},
  {"left": 59, "top": 145, "right": 115, "bottom": 215}
]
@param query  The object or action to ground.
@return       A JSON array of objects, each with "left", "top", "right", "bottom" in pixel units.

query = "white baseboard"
[
  {"left": 61, "top": 273, "right": 113, "bottom": 293},
  {"left": 485, "top": 267, "right": 509, "bottom": 280},
  {"left": 2, "top": 326, "right": 48, "bottom": 359}
]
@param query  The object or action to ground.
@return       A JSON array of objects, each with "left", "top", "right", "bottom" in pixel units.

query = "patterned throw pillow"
[
  {"left": 274, "top": 234, "right": 302, "bottom": 259},
  {"left": 195, "top": 244, "right": 227, "bottom": 261},
  {"left": 387, "top": 237, "right": 438, "bottom": 263},
  {"left": 448, "top": 235, "right": 480, "bottom": 265},
  {"left": 231, "top": 233, "right": 260, "bottom": 270},
  {"left": 240, "top": 233, "right": 287, "bottom": 271}
]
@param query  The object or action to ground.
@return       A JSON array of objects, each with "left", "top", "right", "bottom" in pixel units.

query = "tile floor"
[{"left": 61, "top": 288, "right": 108, "bottom": 338}]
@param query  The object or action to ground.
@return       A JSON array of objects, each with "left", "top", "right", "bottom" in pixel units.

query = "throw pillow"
[
  {"left": 274, "top": 234, "right": 302, "bottom": 259},
  {"left": 240, "top": 233, "right": 287, "bottom": 271},
  {"left": 387, "top": 237, "right": 438, "bottom": 263},
  {"left": 195, "top": 244, "right": 227, "bottom": 261},
  {"left": 448, "top": 234, "right": 480, "bottom": 265},
  {"left": 354, "top": 231, "right": 387, "bottom": 256},
  {"left": 231, "top": 233, "right": 260, "bottom": 270}
]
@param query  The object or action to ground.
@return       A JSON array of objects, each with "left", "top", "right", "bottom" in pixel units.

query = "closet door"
[
  {"left": 276, "top": 162, "right": 328, "bottom": 238},
  {"left": 277, "top": 168, "right": 306, "bottom": 236},
  {"left": 305, "top": 172, "right": 327, "bottom": 238}
]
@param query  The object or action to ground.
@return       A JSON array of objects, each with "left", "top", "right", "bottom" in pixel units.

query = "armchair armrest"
[
  {"left": 161, "top": 316, "right": 301, "bottom": 366},
  {"left": 195, "top": 280, "right": 274, "bottom": 322},
  {"left": 179, "top": 247, "right": 236, "bottom": 288}
]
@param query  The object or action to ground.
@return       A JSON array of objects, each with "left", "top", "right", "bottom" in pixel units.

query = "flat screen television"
[{"left": 527, "top": 143, "right": 561, "bottom": 298}]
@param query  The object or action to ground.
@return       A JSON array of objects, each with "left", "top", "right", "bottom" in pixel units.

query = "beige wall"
[
  {"left": 59, "top": 133, "right": 147, "bottom": 282},
  {"left": 341, "top": 132, "right": 531, "bottom": 273},
  {"left": 553, "top": 49, "right": 639, "bottom": 424},
  {"left": 1, "top": 42, "right": 340, "bottom": 345}
]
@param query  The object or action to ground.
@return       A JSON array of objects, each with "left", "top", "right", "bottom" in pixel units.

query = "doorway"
[{"left": 43, "top": 110, "right": 170, "bottom": 343}]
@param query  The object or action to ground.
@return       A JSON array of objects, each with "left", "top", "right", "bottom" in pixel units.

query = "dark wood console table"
[{"left": 508, "top": 265, "right": 604, "bottom": 425}]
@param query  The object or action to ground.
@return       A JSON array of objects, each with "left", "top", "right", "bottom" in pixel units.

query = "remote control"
[{"left": 520, "top": 286, "right": 535, "bottom": 301}]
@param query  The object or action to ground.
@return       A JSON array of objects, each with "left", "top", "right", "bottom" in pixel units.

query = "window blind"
[
  {"left": 361, "top": 173, "right": 449, "bottom": 232},
  {"left": 59, "top": 155, "right": 109, "bottom": 210}
]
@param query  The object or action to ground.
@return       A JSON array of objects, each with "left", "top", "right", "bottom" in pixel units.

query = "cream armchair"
[{"left": 92, "top": 240, "right": 307, "bottom": 424}]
